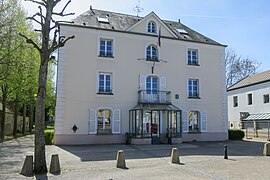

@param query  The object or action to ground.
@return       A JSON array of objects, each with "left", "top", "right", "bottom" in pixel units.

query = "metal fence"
[{"left": 242, "top": 120, "right": 270, "bottom": 141}]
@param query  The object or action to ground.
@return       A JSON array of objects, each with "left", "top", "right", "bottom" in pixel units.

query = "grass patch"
[
  {"left": 4, "top": 131, "right": 35, "bottom": 141},
  {"left": 46, "top": 125, "right": 54, "bottom": 130}
]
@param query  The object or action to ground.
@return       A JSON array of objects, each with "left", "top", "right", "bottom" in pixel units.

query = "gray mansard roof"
[
  {"left": 69, "top": 9, "right": 225, "bottom": 47},
  {"left": 227, "top": 70, "right": 270, "bottom": 91}
]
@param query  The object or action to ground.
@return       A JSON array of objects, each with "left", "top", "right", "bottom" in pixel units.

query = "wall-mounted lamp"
[{"left": 72, "top": 124, "right": 78, "bottom": 133}]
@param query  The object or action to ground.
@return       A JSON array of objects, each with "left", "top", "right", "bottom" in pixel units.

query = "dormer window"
[
  {"left": 147, "top": 21, "right": 156, "bottom": 33},
  {"left": 146, "top": 45, "right": 158, "bottom": 61}
]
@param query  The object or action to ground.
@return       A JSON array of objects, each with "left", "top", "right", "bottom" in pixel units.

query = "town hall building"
[{"left": 54, "top": 8, "right": 228, "bottom": 144}]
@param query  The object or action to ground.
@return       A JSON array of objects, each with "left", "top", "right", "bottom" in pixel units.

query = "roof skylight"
[
  {"left": 97, "top": 17, "right": 109, "bottom": 23},
  {"left": 176, "top": 28, "right": 188, "bottom": 34}
]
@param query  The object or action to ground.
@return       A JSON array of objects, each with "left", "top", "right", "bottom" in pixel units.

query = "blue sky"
[{"left": 22, "top": 0, "right": 270, "bottom": 71}]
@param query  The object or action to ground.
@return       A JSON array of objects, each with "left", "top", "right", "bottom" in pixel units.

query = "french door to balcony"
[{"left": 146, "top": 76, "right": 158, "bottom": 102}]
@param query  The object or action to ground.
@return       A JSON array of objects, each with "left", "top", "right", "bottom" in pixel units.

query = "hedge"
[
  {"left": 228, "top": 129, "right": 245, "bottom": 140},
  {"left": 44, "top": 129, "right": 54, "bottom": 145}
]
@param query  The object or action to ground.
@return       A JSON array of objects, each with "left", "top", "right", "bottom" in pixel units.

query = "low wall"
[{"left": 0, "top": 112, "right": 29, "bottom": 135}]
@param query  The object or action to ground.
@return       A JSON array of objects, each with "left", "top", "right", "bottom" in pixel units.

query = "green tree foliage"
[{"left": 0, "top": 0, "right": 56, "bottom": 142}]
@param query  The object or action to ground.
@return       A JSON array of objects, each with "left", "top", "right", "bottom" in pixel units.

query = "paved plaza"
[{"left": 0, "top": 135, "right": 269, "bottom": 180}]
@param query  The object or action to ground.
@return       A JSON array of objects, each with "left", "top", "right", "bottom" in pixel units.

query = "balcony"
[{"left": 138, "top": 90, "right": 171, "bottom": 104}]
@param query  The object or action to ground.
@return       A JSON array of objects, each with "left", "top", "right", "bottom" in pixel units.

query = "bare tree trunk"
[
  {"left": 18, "top": 0, "right": 74, "bottom": 174},
  {"left": 22, "top": 103, "right": 26, "bottom": 135},
  {"left": 0, "top": 84, "right": 7, "bottom": 142},
  {"left": 13, "top": 98, "right": 18, "bottom": 138},
  {"left": 34, "top": 60, "right": 48, "bottom": 174}
]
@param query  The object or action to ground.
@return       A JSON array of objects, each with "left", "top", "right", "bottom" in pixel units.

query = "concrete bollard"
[
  {"left": 263, "top": 143, "right": 270, "bottom": 156},
  {"left": 49, "top": 154, "right": 61, "bottom": 174},
  {"left": 171, "top": 148, "right": 180, "bottom": 164},
  {"left": 116, "top": 150, "right": 127, "bottom": 169},
  {"left": 20, "top": 155, "right": 33, "bottom": 176}
]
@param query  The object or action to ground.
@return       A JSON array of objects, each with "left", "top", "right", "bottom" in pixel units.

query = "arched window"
[
  {"left": 188, "top": 111, "right": 200, "bottom": 133},
  {"left": 97, "top": 109, "right": 112, "bottom": 134},
  {"left": 148, "top": 21, "right": 156, "bottom": 33},
  {"left": 146, "top": 76, "right": 158, "bottom": 94},
  {"left": 146, "top": 45, "right": 158, "bottom": 60}
]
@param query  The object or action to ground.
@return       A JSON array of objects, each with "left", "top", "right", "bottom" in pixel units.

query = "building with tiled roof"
[
  {"left": 227, "top": 70, "right": 270, "bottom": 91},
  {"left": 227, "top": 70, "right": 270, "bottom": 137},
  {"left": 55, "top": 8, "right": 228, "bottom": 145}
]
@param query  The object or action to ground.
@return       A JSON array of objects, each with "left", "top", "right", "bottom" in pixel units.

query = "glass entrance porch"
[{"left": 129, "top": 104, "right": 182, "bottom": 144}]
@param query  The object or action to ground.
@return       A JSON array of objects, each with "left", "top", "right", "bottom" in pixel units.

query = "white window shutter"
[
  {"left": 89, "top": 109, "right": 97, "bottom": 134},
  {"left": 201, "top": 111, "right": 207, "bottom": 132},
  {"left": 139, "top": 74, "right": 146, "bottom": 90},
  {"left": 112, "top": 109, "right": 121, "bottom": 133},
  {"left": 159, "top": 76, "right": 166, "bottom": 91},
  {"left": 159, "top": 76, "right": 167, "bottom": 102},
  {"left": 182, "top": 110, "right": 188, "bottom": 132}
]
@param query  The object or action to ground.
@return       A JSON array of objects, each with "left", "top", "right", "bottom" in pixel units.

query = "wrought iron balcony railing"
[{"left": 138, "top": 90, "right": 171, "bottom": 104}]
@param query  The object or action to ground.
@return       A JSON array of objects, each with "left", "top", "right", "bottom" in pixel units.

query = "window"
[
  {"left": 146, "top": 76, "right": 158, "bottom": 94},
  {"left": 147, "top": 21, "right": 156, "bottom": 33},
  {"left": 247, "top": 93, "right": 252, "bottom": 105},
  {"left": 146, "top": 45, "right": 158, "bottom": 60},
  {"left": 233, "top": 96, "right": 238, "bottom": 107},
  {"left": 188, "top": 111, "right": 200, "bottom": 133},
  {"left": 188, "top": 49, "right": 198, "bottom": 65},
  {"left": 97, "top": 109, "right": 112, "bottom": 134},
  {"left": 188, "top": 79, "right": 199, "bottom": 98},
  {"left": 99, "top": 39, "right": 113, "bottom": 57},
  {"left": 264, "top": 94, "right": 269, "bottom": 103},
  {"left": 98, "top": 73, "right": 112, "bottom": 94}
]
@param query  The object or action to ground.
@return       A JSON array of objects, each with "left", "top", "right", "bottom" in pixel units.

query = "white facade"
[
  {"left": 55, "top": 10, "right": 227, "bottom": 145},
  {"left": 227, "top": 81, "right": 270, "bottom": 129}
]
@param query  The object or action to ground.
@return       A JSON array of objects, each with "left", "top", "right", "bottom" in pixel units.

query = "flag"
[{"left": 157, "top": 27, "right": 161, "bottom": 47}]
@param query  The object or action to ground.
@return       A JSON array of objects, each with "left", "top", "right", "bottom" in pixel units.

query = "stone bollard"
[
  {"left": 116, "top": 150, "right": 127, "bottom": 169},
  {"left": 263, "top": 143, "right": 270, "bottom": 156},
  {"left": 171, "top": 148, "right": 180, "bottom": 164},
  {"left": 20, "top": 155, "right": 33, "bottom": 176},
  {"left": 49, "top": 154, "right": 61, "bottom": 174},
  {"left": 224, "top": 145, "right": 228, "bottom": 159}
]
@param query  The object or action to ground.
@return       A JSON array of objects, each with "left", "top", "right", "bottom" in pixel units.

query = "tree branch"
[
  {"left": 50, "top": 35, "right": 75, "bottom": 53},
  {"left": 19, "top": 33, "right": 41, "bottom": 53},
  {"left": 27, "top": 16, "right": 42, "bottom": 25},
  {"left": 52, "top": 0, "right": 75, "bottom": 17},
  {"left": 50, "top": 21, "right": 74, "bottom": 30},
  {"left": 53, "top": 0, "right": 62, "bottom": 7},
  {"left": 25, "top": 0, "right": 46, "bottom": 7},
  {"left": 50, "top": 29, "right": 59, "bottom": 51},
  {"left": 38, "top": 6, "right": 44, "bottom": 25}
]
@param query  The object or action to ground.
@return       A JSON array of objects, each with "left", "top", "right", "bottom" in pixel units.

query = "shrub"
[
  {"left": 228, "top": 129, "right": 245, "bottom": 140},
  {"left": 44, "top": 129, "right": 54, "bottom": 145}
]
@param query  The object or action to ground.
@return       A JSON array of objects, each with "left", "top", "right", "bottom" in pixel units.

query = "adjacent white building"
[
  {"left": 55, "top": 8, "right": 228, "bottom": 145},
  {"left": 227, "top": 70, "right": 270, "bottom": 132}
]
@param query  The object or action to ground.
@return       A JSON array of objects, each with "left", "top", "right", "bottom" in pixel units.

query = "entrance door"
[{"left": 151, "top": 110, "right": 160, "bottom": 144}]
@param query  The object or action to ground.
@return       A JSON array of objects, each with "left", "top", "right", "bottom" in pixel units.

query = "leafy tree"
[
  {"left": 225, "top": 48, "right": 260, "bottom": 87},
  {"left": 19, "top": 0, "right": 74, "bottom": 173},
  {"left": 0, "top": 0, "right": 29, "bottom": 142},
  {"left": 0, "top": 0, "right": 41, "bottom": 141}
]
